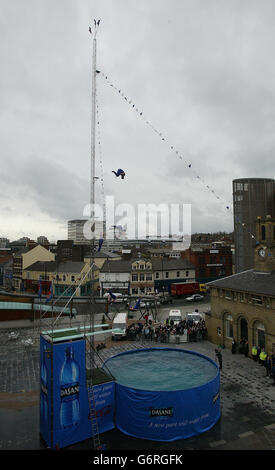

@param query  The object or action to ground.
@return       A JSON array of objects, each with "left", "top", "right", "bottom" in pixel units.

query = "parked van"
[
  {"left": 186, "top": 312, "right": 203, "bottom": 324},
  {"left": 168, "top": 309, "right": 182, "bottom": 325},
  {"left": 112, "top": 312, "right": 128, "bottom": 340}
]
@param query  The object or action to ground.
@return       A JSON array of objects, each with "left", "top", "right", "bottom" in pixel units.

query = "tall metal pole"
[
  {"left": 89, "top": 20, "right": 100, "bottom": 373},
  {"left": 90, "top": 27, "right": 97, "bottom": 220}
]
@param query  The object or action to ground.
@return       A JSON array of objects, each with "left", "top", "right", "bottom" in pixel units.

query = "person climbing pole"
[{"left": 98, "top": 238, "right": 104, "bottom": 252}]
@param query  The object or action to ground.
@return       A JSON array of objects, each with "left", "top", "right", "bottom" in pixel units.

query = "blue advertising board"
[
  {"left": 88, "top": 382, "right": 115, "bottom": 435},
  {"left": 40, "top": 336, "right": 52, "bottom": 446},
  {"left": 40, "top": 336, "right": 115, "bottom": 449}
]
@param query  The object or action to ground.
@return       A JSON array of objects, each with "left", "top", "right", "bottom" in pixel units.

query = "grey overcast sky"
[{"left": 1, "top": 0, "right": 275, "bottom": 242}]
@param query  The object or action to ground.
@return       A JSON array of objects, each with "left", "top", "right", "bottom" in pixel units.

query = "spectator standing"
[
  {"left": 271, "top": 358, "right": 275, "bottom": 386},
  {"left": 265, "top": 356, "right": 272, "bottom": 377},
  {"left": 251, "top": 345, "right": 258, "bottom": 361},
  {"left": 215, "top": 348, "right": 223, "bottom": 370},
  {"left": 256, "top": 345, "right": 261, "bottom": 363},
  {"left": 239, "top": 338, "right": 245, "bottom": 354},
  {"left": 244, "top": 340, "right": 249, "bottom": 358},
  {"left": 231, "top": 339, "right": 237, "bottom": 354},
  {"left": 259, "top": 348, "right": 267, "bottom": 367}
]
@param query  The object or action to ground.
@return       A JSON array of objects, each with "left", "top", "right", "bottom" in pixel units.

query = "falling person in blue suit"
[{"left": 112, "top": 169, "right": 126, "bottom": 179}]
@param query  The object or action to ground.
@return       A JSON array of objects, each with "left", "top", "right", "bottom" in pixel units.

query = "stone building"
[
  {"left": 206, "top": 215, "right": 275, "bottom": 356},
  {"left": 13, "top": 244, "right": 55, "bottom": 291},
  {"left": 22, "top": 260, "right": 99, "bottom": 297}
]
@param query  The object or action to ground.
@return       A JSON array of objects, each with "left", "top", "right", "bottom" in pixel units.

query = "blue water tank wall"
[{"left": 110, "top": 349, "right": 220, "bottom": 441}]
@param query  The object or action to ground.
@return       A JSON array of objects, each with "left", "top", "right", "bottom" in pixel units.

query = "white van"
[
  {"left": 103, "top": 292, "right": 124, "bottom": 303},
  {"left": 112, "top": 312, "right": 128, "bottom": 340},
  {"left": 186, "top": 312, "right": 203, "bottom": 324},
  {"left": 168, "top": 309, "right": 182, "bottom": 325}
]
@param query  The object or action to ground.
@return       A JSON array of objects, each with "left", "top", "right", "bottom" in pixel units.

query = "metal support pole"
[{"left": 89, "top": 20, "right": 100, "bottom": 376}]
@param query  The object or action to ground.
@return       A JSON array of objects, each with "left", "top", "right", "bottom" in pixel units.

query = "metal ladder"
[{"left": 87, "top": 384, "right": 101, "bottom": 450}]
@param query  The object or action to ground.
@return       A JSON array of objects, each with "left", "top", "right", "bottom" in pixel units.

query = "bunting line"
[{"left": 97, "top": 70, "right": 267, "bottom": 249}]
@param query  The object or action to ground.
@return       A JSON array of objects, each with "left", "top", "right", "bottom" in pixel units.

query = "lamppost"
[{"left": 161, "top": 253, "right": 165, "bottom": 296}]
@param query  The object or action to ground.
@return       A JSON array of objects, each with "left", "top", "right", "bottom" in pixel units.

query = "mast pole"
[
  {"left": 90, "top": 20, "right": 99, "bottom": 219},
  {"left": 89, "top": 19, "right": 100, "bottom": 374}
]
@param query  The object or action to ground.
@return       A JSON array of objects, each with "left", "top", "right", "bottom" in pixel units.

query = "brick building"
[
  {"left": 206, "top": 215, "right": 275, "bottom": 356},
  {"left": 181, "top": 244, "right": 233, "bottom": 283}
]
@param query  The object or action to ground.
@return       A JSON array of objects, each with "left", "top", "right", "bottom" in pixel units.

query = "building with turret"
[{"left": 206, "top": 214, "right": 275, "bottom": 356}]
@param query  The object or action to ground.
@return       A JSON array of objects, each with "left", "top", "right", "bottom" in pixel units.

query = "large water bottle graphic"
[
  {"left": 40, "top": 345, "right": 48, "bottom": 426},
  {"left": 60, "top": 346, "right": 80, "bottom": 429}
]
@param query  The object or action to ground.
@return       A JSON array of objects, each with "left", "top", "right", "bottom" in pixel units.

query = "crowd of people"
[
  {"left": 126, "top": 317, "right": 207, "bottom": 343},
  {"left": 232, "top": 337, "right": 275, "bottom": 385}
]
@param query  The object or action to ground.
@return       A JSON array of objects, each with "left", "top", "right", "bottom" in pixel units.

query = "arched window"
[
  {"left": 240, "top": 317, "right": 248, "bottom": 340},
  {"left": 254, "top": 321, "right": 265, "bottom": 349},
  {"left": 225, "top": 313, "right": 233, "bottom": 338}
]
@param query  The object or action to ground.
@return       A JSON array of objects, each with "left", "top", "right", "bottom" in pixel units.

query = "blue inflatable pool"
[{"left": 103, "top": 347, "right": 220, "bottom": 441}]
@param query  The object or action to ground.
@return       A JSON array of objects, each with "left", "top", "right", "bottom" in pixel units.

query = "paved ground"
[{"left": 0, "top": 322, "right": 274, "bottom": 451}]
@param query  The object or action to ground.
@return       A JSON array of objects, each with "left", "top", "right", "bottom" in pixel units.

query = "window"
[
  {"left": 146, "top": 273, "right": 152, "bottom": 281},
  {"left": 132, "top": 274, "right": 138, "bottom": 282},
  {"left": 225, "top": 290, "right": 232, "bottom": 300},
  {"left": 132, "top": 288, "right": 138, "bottom": 295},
  {"left": 155, "top": 272, "right": 159, "bottom": 279},
  {"left": 261, "top": 225, "right": 266, "bottom": 240},
  {"left": 235, "top": 182, "right": 243, "bottom": 191},
  {"left": 176, "top": 271, "right": 180, "bottom": 278},
  {"left": 251, "top": 295, "right": 263, "bottom": 306},
  {"left": 186, "top": 271, "right": 189, "bottom": 277},
  {"left": 71, "top": 275, "right": 75, "bottom": 282},
  {"left": 198, "top": 268, "right": 205, "bottom": 278},
  {"left": 63, "top": 275, "right": 66, "bottom": 281},
  {"left": 165, "top": 272, "right": 169, "bottom": 278},
  {"left": 210, "top": 267, "right": 216, "bottom": 276},
  {"left": 254, "top": 321, "right": 265, "bottom": 348},
  {"left": 240, "top": 292, "right": 245, "bottom": 302},
  {"left": 225, "top": 314, "right": 233, "bottom": 338},
  {"left": 140, "top": 273, "right": 145, "bottom": 281},
  {"left": 140, "top": 264, "right": 145, "bottom": 270}
]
